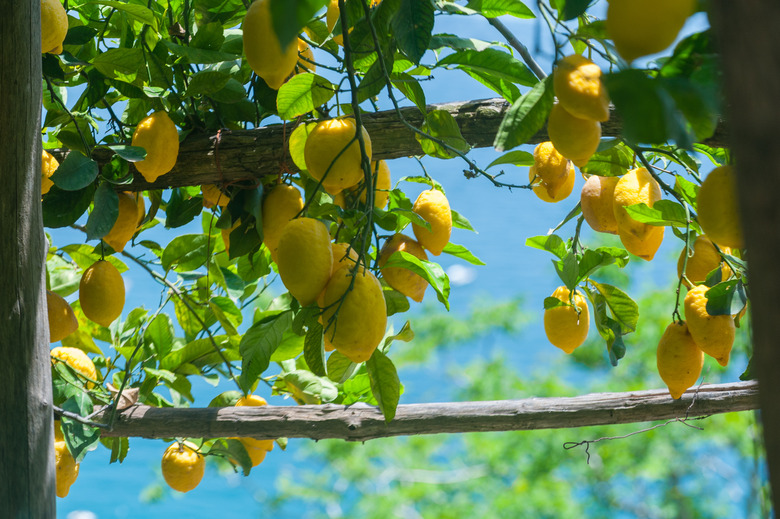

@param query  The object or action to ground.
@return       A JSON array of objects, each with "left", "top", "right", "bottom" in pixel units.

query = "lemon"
[
  {"left": 606, "top": 0, "right": 696, "bottom": 63},
  {"left": 378, "top": 233, "right": 429, "bottom": 302},
  {"left": 276, "top": 218, "right": 333, "bottom": 306},
  {"left": 262, "top": 184, "right": 304, "bottom": 258},
  {"left": 696, "top": 165, "right": 744, "bottom": 249},
  {"left": 222, "top": 218, "right": 241, "bottom": 257},
  {"left": 528, "top": 141, "right": 574, "bottom": 203},
  {"left": 677, "top": 235, "right": 731, "bottom": 287},
  {"left": 683, "top": 285, "right": 735, "bottom": 367},
  {"left": 47, "top": 290, "right": 78, "bottom": 343},
  {"left": 201, "top": 184, "right": 229, "bottom": 209},
  {"left": 79, "top": 260, "right": 125, "bottom": 327},
  {"left": 613, "top": 167, "right": 664, "bottom": 259},
  {"left": 304, "top": 118, "right": 372, "bottom": 194},
  {"left": 330, "top": 242, "right": 359, "bottom": 275},
  {"left": 51, "top": 346, "right": 97, "bottom": 386},
  {"left": 102, "top": 192, "right": 139, "bottom": 252},
  {"left": 161, "top": 441, "right": 205, "bottom": 493},
  {"left": 580, "top": 175, "right": 619, "bottom": 234},
  {"left": 243, "top": 0, "right": 298, "bottom": 89},
  {"left": 656, "top": 321, "right": 703, "bottom": 399},
  {"left": 55, "top": 440, "right": 79, "bottom": 498},
  {"left": 132, "top": 111, "right": 179, "bottom": 183},
  {"left": 618, "top": 224, "right": 665, "bottom": 261},
  {"left": 547, "top": 103, "right": 601, "bottom": 168},
  {"left": 327, "top": 0, "right": 381, "bottom": 45},
  {"left": 544, "top": 286, "right": 590, "bottom": 354},
  {"left": 411, "top": 189, "right": 452, "bottom": 256},
  {"left": 41, "top": 150, "right": 59, "bottom": 195},
  {"left": 553, "top": 54, "right": 610, "bottom": 122},
  {"left": 41, "top": 0, "right": 68, "bottom": 54},
  {"left": 351, "top": 160, "right": 391, "bottom": 209},
  {"left": 297, "top": 38, "right": 315, "bottom": 73},
  {"left": 321, "top": 266, "right": 387, "bottom": 363},
  {"left": 54, "top": 419, "right": 64, "bottom": 442},
  {"left": 234, "top": 395, "right": 274, "bottom": 466}
]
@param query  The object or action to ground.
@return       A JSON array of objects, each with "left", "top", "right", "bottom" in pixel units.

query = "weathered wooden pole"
[
  {"left": 710, "top": 0, "right": 780, "bottom": 509},
  {"left": 0, "top": 0, "right": 56, "bottom": 516}
]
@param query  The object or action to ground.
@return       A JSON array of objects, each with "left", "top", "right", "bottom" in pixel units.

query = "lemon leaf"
[
  {"left": 239, "top": 311, "right": 293, "bottom": 394},
  {"left": 493, "top": 76, "right": 553, "bottom": 152},
  {"left": 366, "top": 349, "right": 400, "bottom": 422},
  {"left": 276, "top": 73, "right": 336, "bottom": 120},
  {"left": 303, "top": 322, "right": 327, "bottom": 377}
]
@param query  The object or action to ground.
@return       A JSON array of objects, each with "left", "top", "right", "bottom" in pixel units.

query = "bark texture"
[
  {"left": 97, "top": 382, "right": 758, "bottom": 441},
  {"left": 0, "top": 0, "right": 56, "bottom": 516},
  {"left": 49, "top": 99, "right": 728, "bottom": 191},
  {"left": 710, "top": 0, "right": 780, "bottom": 509}
]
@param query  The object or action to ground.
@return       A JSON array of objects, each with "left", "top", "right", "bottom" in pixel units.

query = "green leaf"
[
  {"left": 437, "top": 48, "right": 536, "bottom": 87},
  {"left": 391, "top": 73, "right": 427, "bottom": 114},
  {"left": 585, "top": 287, "right": 627, "bottom": 366},
  {"left": 589, "top": 281, "right": 638, "bottom": 333},
  {"left": 486, "top": 150, "right": 534, "bottom": 169},
  {"left": 705, "top": 280, "right": 747, "bottom": 316},
  {"left": 493, "top": 76, "right": 552, "bottom": 151},
  {"left": 451, "top": 209, "right": 476, "bottom": 232},
  {"left": 391, "top": 0, "right": 434, "bottom": 64},
  {"left": 85, "top": 183, "right": 119, "bottom": 241},
  {"left": 441, "top": 242, "right": 485, "bottom": 265},
  {"left": 554, "top": 253, "right": 579, "bottom": 291},
  {"left": 165, "top": 188, "right": 203, "bottom": 229},
  {"left": 50, "top": 152, "right": 99, "bottom": 191},
  {"left": 525, "top": 234, "right": 568, "bottom": 260},
  {"left": 184, "top": 69, "right": 232, "bottom": 98},
  {"left": 383, "top": 287, "right": 411, "bottom": 316},
  {"left": 88, "top": 1, "right": 156, "bottom": 26},
  {"left": 161, "top": 234, "right": 214, "bottom": 271},
  {"left": 159, "top": 335, "right": 230, "bottom": 371},
  {"left": 366, "top": 349, "right": 400, "bottom": 422},
  {"left": 466, "top": 0, "right": 534, "bottom": 18},
  {"left": 92, "top": 48, "right": 145, "bottom": 84},
  {"left": 624, "top": 200, "right": 690, "bottom": 227},
  {"left": 60, "top": 394, "right": 100, "bottom": 463},
  {"left": 144, "top": 314, "right": 175, "bottom": 358},
  {"left": 163, "top": 41, "right": 241, "bottom": 64},
  {"left": 304, "top": 322, "right": 327, "bottom": 377},
  {"left": 239, "top": 311, "right": 292, "bottom": 393},
  {"left": 107, "top": 145, "right": 146, "bottom": 162},
  {"left": 417, "top": 109, "right": 470, "bottom": 159},
  {"left": 276, "top": 73, "right": 336, "bottom": 120},
  {"left": 462, "top": 69, "right": 521, "bottom": 103},
  {"left": 327, "top": 350, "right": 357, "bottom": 383},
  {"left": 558, "top": 0, "right": 590, "bottom": 20},
  {"left": 43, "top": 184, "right": 95, "bottom": 228},
  {"left": 382, "top": 251, "right": 451, "bottom": 310},
  {"left": 269, "top": 0, "right": 330, "bottom": 50},
  {"left": 429, "top": 34, "right": 494, "bottom": 52},
  {"left": 580, "top": 143, "right": 634, "bottom": 177},
  {"left": 269, "top": 329, "right": 305, "bottom": 360}
]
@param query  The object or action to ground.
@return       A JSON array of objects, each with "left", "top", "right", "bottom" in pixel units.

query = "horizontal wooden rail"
[
  {"left": 51, "top": 98, "right": 728, "bottom": 191},
  {"left": 97, "top": 381, "right": 758, "bottom": 442}
]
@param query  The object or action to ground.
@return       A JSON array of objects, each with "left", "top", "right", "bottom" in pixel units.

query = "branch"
[
  {"left": 97, "top": 381, "right": 758, "bottom": 441},
  {"left": 50, "top": 98, "right": 729, "bottom": 191}
]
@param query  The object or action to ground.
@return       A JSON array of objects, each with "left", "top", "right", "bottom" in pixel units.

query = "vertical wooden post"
[
  {"left": 710, "top": 0, "right": 780, "bottom": 509},
  {"left": 0, "top": 0, "right": 56, "bottom": 516}
]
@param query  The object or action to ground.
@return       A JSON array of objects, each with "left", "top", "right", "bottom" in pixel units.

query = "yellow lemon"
[
  {"left": 242, "top": 0, "right": 298, "bottom": 89},
  {"left": 613, "top": 167, "right": 664, "bottom": 259},
  {"left": 547, "top": 103, "right": 601, "bottom": 168},
  {"left": 201, "top": 184, "right": 229, "bottom": 209},
  {"left": 42, "top": 150, "right": 59, "bottom": 195},
  {"left": 553, "top": 54, "right": 610, "bottom": 122},
  {"left": 234, "top": 395, "right": 274, "bottom": 465},
  {"left": 580, "top": 175, "right": 619, "bottom": 234},
  {"left": 222, "top": 218, "right": 241, "bottom": 257},
  {"left": 321, "top": 266, "right": 387, "bottom": 363},
  {"left": 51, "top": 346, "right": 97, "bottom": 386},
  {"left": 79, "top": 260, "right": 125, "bottom": 327},
  {"left": 618, "top": 224, "right": 665, "bottom": 261},
  {"left": 297, "top": 38, "right": 315, "bottom": 73},
  {"left": 47, "top": 290, "right": 78, "bottom": 343},
  {"left": 677, "top": 235, "right": 732, "bottom": 287},
  {"left": 304, "top": 118, "right": 372, "bottom": 194},
  {"left": 132, "top": 111, "right": 179, "bottom": 183},
  {"left": 378, "top": 233, "right": 429, "bottom": 303},
  {"left": 262, "top": 184, "right": 304, "bottom": 258},
  {"left": 696, "top": 165, "right": 744, "bottom": 249},
  {"left": 41, "top": 0, "right": 68, "bottom": 54},
  {"left": 55, "top": 440, "right": 79, "bottom": 498},
  {"left": 528, "top": 141, "right": 575, "bottom": 203},
  {"left": 327, "top": 0, "right": 381, "bottom": 45},
  {"left": 351, "top": 160, "right": 391, "bottom": 209},
  {"left": 684, "top": 284, "right": 735, "bottom": 367},
  {"left": 544, "top": 286, "right": 590, "bottom": 354},
  {"left": 161, "top": 441, "right": 205, "bottom": 493},
  {"left": 276, "top": 218, "right": 333, "bottom": 306},
  {"left": 656, "top": 321, "right": 704, "bottom": 399},
  {"left": 102, "top": 192, "right": 140, "bottom": 252},
  {"left": 411, "top": 189, "right": 452, "bottom": 256},
  {"left": 330, "top": 242, "right": 359, "bottom": 275},
  {"left": 606, "top": 0, "right": 696, "bottom": 63}
]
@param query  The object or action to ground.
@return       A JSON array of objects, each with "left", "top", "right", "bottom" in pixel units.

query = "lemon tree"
[{"left": 11, "top": 0, "right": 762, "bottom": 509}]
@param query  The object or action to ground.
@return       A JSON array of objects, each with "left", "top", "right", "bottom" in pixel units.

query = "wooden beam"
[
  {"left": 50, "top": 99, "right": 728, "bottom": 191},
  {"left": 0, "top": 0, "right": 56, "bottom": 514},
  {"left": 710, "top": 0, "right": 780, "bottom": 508},
  {"left": 97, "top": 381, "right": 758, "bottom": 441}
]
